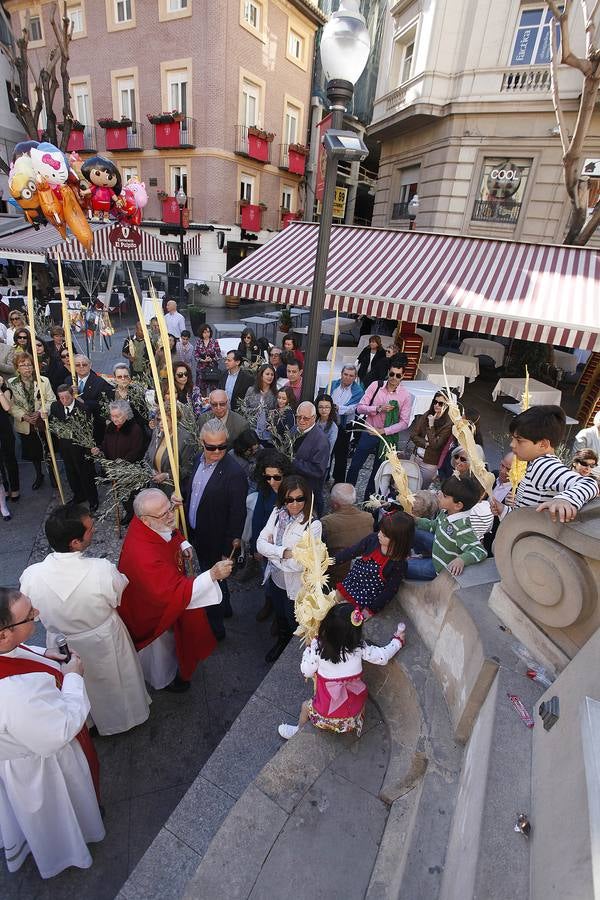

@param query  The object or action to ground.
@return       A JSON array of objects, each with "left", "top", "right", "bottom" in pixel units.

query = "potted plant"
[
  {"left": 100, "top": 115, "right": 133, "bottom": 151},
  {"left": 279, "top": 305, "right": 292, "bottom": 332},
  {"left": 98, "top": 116, "right": 133, "bottom": 128}
]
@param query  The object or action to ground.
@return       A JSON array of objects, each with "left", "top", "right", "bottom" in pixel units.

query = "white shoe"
[{"left": 278, "top": 723, "right": 299, "bottom": 740}]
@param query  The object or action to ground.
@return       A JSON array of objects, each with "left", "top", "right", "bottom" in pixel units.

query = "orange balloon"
[
  {"left": 61, "top": 184, "right": 93, "bottom": 254},
  {"left": 37, "top": 180, "right": 67, "bottom": 240}
]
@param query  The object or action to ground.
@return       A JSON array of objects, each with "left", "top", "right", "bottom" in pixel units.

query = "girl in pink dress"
[{"left": 278, "top": 602, "right": 406, "bottom": 739}]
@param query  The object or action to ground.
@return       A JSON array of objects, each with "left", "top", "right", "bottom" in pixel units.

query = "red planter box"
[
  {"left": 155, "top": 121, "right": 180, "bottom": 148},
  {"left": 287, "top": 147, "right": 307, "bottom": 175},
  {"left": 248, "top": 133, "right": 269, "bottom": 162},
  {"left": 105, "top": 126, "right": 128, "bottom": 151},
  {"left": 281, "top": 212, "right": 300, "bottom": 228},
  {"left": 240, "top": 204, "right": 262, "bottom": 230},
  {"left": 161, "top": 197, "right": 189, "bottom": 226},
  {"left": 66, "top": 130, "right": 85, "bottom": 152}
]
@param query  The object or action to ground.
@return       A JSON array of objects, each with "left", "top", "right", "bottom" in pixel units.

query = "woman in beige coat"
[{"left": 9, "top": 352, "right": 55, "bottom": 489}]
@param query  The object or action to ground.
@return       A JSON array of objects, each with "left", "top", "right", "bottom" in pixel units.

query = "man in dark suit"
[
  {"left": 49, "top": 384, "right": 99, "bottom": 511},
  {"left": 218, "top": 350, "right": 253, "bottom": 412},
  {"left": 67, "top": 355, "right": 114, "bottom": 444},
  {"left": 292, "top": 401, "right": 330, "bottom": 517},
  {"left": 184, "top": 418, "right": 247, "bottom": 641}
]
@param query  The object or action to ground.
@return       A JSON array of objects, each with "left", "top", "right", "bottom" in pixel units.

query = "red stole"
[
  {"left": 0, "top": 648, "right": 100, "bottom": 801},
  {"left": 118, "top": 515, "right": 216, "bottom": 681}
]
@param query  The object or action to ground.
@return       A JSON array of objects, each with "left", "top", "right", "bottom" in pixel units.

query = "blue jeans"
[
  {"left": 346, "top": 433, "right": 384, "bottom": 500},
  {"left": 413, "top": 528, "right": 435, "bottom": 556},
  {"left": 405, "top": 556, "right": 436, "bottom": 581}
]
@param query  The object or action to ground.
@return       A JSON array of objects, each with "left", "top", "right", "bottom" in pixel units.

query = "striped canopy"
[
  {"left": 0, "top": 223, "right": 180, "bottom": 262},
  {"left": 220, "top": 222, "right": 600, "bottom": 351}
]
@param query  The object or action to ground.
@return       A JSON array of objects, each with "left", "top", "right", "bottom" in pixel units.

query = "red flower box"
[
  {"left": 162, "top": 197, "right": 189, "bottom": 226},
  {"left": 155, "top": 121, "right": 180, "bottom": 148},
  {"left": 288, "top": 147, "right": 307, "bottom": 175},
  {"left": 105, "top": 126, "right": 128, "bottom": 151},
  {"left": 248, "top": 133, "right": 269, "bottom": 162},
  {"left": 241, "top": 203, "right": 262, "bottom": 230},
  {"left": 281, "top": 212, "right": 300, "bottom": 228},
  {"left": 66, "top": 130, "right": 85, "bottom": 152}
]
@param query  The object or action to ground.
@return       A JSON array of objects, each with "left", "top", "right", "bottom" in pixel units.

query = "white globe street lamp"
[{"left": 302, "top": 0, "right": 371, "bottom": 401}]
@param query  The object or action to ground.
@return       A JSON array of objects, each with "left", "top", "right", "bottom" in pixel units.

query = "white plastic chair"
[{"left": 373, "top": 455, "right": 423, "bottom": 499}]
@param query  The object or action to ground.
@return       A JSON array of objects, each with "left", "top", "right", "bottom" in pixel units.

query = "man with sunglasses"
[
  {"left": 346, "top": 355, "right": 412, "bottom": 500},
  {"left": 0, "top": 587, "right": 105, "bottom": 878},
  {"left": 184, "top": 419, "right": 247, "bottom": 641},
  {"left": 292, "top": 401, "right": 330, "bottom": 516},
  {"left": 197, "top": 389, "right": 247, "bottom": 445}
]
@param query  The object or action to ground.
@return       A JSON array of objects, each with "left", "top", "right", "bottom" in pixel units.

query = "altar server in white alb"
[
  {"left": 0, "top": 587, "right": 105, "bottom": 879},
  {"left": 20, "top": 503, "right": 151, "bottom": 736}
]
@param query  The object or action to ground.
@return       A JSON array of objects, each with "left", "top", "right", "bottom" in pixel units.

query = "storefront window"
[{"left": 472, "top": 157, "right": 531, "bottom": 225}]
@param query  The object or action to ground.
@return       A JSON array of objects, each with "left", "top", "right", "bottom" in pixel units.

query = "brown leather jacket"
[{"left": 410, "top": 412, "right": 453, "bottom": 465}]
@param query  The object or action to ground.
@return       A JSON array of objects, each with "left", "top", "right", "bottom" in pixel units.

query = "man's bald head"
[
  {"left": 134, "top": 488, "right": 175, "bottom": 532},
  {"left": 166, "top": 300, "right": 177, "bottom": 313},
  {"left": 208, "top": 389, "right": 229, "bottom": 418}
]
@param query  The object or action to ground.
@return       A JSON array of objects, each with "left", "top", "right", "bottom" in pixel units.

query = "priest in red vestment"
[{"left": 118, "top": 488, "right": 232, "bottom": 692}]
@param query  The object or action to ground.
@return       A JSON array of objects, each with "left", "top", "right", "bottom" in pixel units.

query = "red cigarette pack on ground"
[{"left": 507, "top": 692, "right": 534, "bottom": 728}]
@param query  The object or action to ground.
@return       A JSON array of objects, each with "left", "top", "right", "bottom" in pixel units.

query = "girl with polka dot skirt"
[
  {"left": 333, "top": 511, "right": 414, "bottom": 616},
  {"left": 278, "top": 602, "right": 406, "bottom": 739}
]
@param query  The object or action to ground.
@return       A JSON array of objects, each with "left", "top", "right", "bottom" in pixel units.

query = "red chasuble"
[
  {"left": 0, "top": 648, "right": 101, "bottom": 801},
  {"left": 118, "top": 515, "right": 216, "bottom": 681}
]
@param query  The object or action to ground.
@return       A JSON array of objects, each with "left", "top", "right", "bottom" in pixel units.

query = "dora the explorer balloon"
[{"left": 80, "top": 156, "right": 122, "bottom": 220}]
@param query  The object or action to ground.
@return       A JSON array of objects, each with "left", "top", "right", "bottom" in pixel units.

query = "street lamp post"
[
  {"left": 176, "top": 186, "right": 187, "bottom": 307},
  {"left": 301, "top": 0, "right": 370, "bottom": 401}
]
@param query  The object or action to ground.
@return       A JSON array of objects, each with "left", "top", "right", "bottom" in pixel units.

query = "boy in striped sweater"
[
  {"left": 406, "top": 477, "right": 487, "bottom": 581},
  {"left": 490, "top": 406, "right": 599, "bottom": 523}
]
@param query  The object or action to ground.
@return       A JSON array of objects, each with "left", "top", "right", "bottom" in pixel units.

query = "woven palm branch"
[
  {"left": 508, "top": 366, "right": 530, "bottom": 494},
  {"left": 439, "top": 362, "right": 495, "bottom": 497},
  {"left": 292, "top": 524, "right": 336, "bottom": 644},
  {"left": 265, "top": 412, "right": 296, "bottom": 461},
  {"left": 355, "top": 419, "right": 415, "bottom": 513}
]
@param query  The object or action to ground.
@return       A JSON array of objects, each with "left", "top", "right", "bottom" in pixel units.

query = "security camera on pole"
[{"left": 301, "top": 0, "right": 370, "bottom": 401}]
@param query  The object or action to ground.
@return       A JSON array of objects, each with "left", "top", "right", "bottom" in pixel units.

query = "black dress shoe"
[
  {"left": 265, "top": 637, "right": 291, "bottom": 664},
  {"left": 163, "top": 675, "right": 191, "bottom": 693},
  {"left": 32, "top": 474, "right": 44, "bottom": 490}
]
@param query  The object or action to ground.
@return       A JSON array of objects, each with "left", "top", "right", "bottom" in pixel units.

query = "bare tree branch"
[
  {"left": 50, "top": 2, "right": 74, "bottom": 152},
  {"left": 547, "top": 0, "right": 600, "bottom": 243}
]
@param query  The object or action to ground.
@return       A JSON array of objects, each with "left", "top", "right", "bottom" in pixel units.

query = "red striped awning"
[
  {"left": 220, "top": 222, "right": 600, "bottom": 351},
  {"left": 47, "top": 224, "right": 179, "bottom": 262},
  {"left": 184, "top": 232, "right": 202, "bottom": 255},
  {"left": 0, "top": 223, "right": 179, "bottom": 262}
]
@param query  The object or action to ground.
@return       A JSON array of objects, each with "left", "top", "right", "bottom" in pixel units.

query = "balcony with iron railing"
[
  {"left": 159, "top": 195, "right": 193, "bottom": 226},
  {"left": 471, "top": 198, "right": 521, "bottom": 225},
  {"left": 235, "top": 125, "right": 274, "bottom": 163},
  {"left": 98, "top": 120, "right": 144, "bottom": 152},
  {"left": 59, "top": 124, "right": 98, "bottom": 154},
  {"left": 278, "top": 142, "right": 309, "bottom": 175},
  {"left": 148, "top": 115, "right": 195, "bottom": 150},
  {"left": 391, "top": 201, "right": 410, "bottom": 220}
]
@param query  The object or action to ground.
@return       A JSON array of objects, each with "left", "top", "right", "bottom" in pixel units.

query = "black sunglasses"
[
  {"left": 265, "top": 473, "right": 283, "bottom": 482},
  {"left": 285, "top": 495, "right": 305, "bottom": 504},
  {"left": 388, "top": 370, "right": 403, "bottom": 378},
  {"left": 204, "top": 443, "right": 227, "bottom": 451},
  {"left": 175, "top": 371, "right": 187, "bottom": 377},
  {"left": 455, "top": 456, "right": 468, "bottom": 463}
]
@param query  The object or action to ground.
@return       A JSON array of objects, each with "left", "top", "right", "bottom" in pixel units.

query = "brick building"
[{"left": 4, "top": 0, "right": 325, "bottom": 285}]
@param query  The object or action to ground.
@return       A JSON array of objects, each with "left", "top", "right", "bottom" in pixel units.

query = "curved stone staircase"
[{"left": 118, "top": 564, "right": 543, "bottom": 900}]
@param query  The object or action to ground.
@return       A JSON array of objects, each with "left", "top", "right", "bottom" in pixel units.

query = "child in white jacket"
[{"left": 278, "top": 602, "right": 406, "bottom": 739}]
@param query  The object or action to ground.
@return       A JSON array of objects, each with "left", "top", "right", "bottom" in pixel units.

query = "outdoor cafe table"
[
  {"left": 553, "top": 348, "right": 578, "bottom": 375},
  {"left": 492, "top": 377, "right": 562, "bottom": 407},
  {"left": 416, "top": 363, "right": 465, "bottom": 396},
  {"left": 440, "top": 351, "right": 479, "bottom": 381},
  {"left": 403, "top": 380, "right": 439, "bottom": 424},
  {"left": 211, "top": 322, "right": 246, "bottom": 338},
  {"left": 459, "top": 337, "right": 506, "bottom": 368},
  {"left": 240, "top": 315, "right": 278, "bottom": 341}
]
